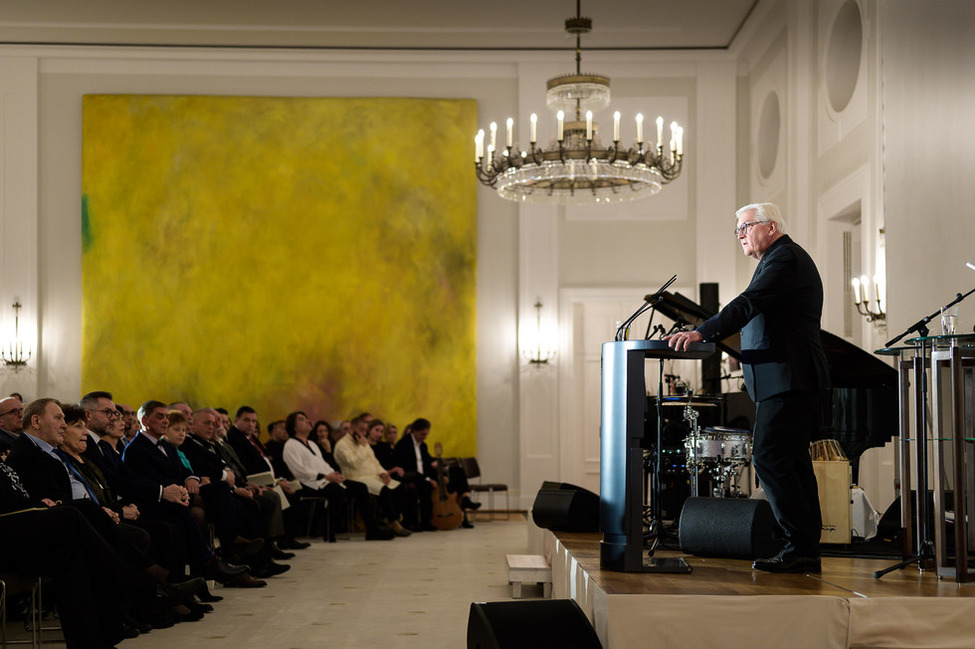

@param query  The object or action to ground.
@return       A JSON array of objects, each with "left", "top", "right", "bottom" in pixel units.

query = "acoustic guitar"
[{"left": 430, "top": 442, "right": 463, "bottom": 530}]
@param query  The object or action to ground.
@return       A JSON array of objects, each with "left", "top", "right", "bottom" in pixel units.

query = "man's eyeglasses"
[
  {"left": 0, "top": 407, "right": 23, "bottom": 417},
  {"left": 94, "top": 408, "right": 120, "bottom": 419},
  {"left": 734, "top": 221, "right": 766, "bottom": 237}
]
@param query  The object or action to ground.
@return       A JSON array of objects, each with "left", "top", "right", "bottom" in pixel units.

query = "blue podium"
[{"left": 600, "top": 339, "right": 715, "bottom": 572}]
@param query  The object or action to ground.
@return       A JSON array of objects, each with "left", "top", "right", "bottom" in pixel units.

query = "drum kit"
[{"left": 663, "top": 398, "right": 752, "bottom": 498}]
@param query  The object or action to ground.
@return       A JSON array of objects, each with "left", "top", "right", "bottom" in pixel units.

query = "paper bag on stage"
[{"left": 813, "top": 460, "right": 852, "bottom": 544}]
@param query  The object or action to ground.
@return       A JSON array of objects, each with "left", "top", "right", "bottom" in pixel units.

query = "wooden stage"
[{"left": 548, "top": 531, "right": 975, "bottom": 649}]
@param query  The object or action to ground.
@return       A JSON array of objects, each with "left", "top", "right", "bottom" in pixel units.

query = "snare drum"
[{"left": 684, "top": 427, "right": 752, "bottom": 465}]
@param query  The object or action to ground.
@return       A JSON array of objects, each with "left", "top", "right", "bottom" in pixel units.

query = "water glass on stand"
[{"left": 941, "top": 306, "right": 958, "bottom": 336}]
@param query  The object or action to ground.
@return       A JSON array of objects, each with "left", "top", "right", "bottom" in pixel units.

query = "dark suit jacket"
[
  {"left": 179, "top": 435, "right": 230, "bottom": 484},
  {"left": 82, "top": 434, "right": 161, "bottom": 504},
  {"left": 0, "top": 428, "right": 18, "bottom": 455},
  {"left": 121, "top": 432, "right": 195, "bottom": 491},
  {"left": 226, "top": 426, "right": 273, "bottom": 476},
  {"left": 393, "top": 434, "right": 435, "bottom": 480},
  {"left": 697, "top": 235, "right": 830, "bottom": 402},
  {"left": 4, "top": 433, "right": 73, "bottom": 503}
]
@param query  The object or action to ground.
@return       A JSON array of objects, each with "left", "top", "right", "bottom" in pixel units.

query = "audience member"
[
  {"left": 0, "top": 394, "right": 24, "bottom": 456},
  {"left": 122, "top": 400, "right": 264, "bottom": 587},
  {"left": 282, "top": 410, "right": 394, "bottom": 541}
]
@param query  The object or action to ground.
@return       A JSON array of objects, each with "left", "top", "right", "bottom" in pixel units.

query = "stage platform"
[{"left": 548, "top": 531, "right": 975, "bottom": 649}]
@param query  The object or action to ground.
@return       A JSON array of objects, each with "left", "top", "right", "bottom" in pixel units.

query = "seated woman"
[
  {"left": 281, "top": 410, "right": 394, "bottom": 541},
  {"left": 333, "top": 419, "right": 410, "bottom": 537}
]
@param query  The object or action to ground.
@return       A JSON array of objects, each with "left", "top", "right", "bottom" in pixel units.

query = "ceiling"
[{"left": 0, "top": 0, "right": 760, "bottom": 51}]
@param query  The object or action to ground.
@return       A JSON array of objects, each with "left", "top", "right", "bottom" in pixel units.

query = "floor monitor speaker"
[
  {"left": 679, "top": 496, "right": 781, "bottom": 559},
  {"left": 531, "top": 483, "right": 599, "bottom": 532},
  {"left": 467, "top": 599, "right": 602, "bottom": 649}
]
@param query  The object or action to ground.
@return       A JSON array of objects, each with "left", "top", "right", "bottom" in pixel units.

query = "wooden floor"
[{"left": 554, "top": 532, "right": 975, "bottom": 599}]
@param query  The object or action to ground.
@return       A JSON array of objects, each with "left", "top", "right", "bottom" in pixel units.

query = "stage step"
[{"left": 506, "top": 554, "right": 552, "bottom": 598}]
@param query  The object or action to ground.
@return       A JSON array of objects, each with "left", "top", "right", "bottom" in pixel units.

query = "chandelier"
[{"left": 474, "top": 2, "right": 684, "bottom": 204}]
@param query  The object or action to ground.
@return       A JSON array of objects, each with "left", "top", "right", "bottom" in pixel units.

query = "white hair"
[{"left": 736, "top": 202, "right": 788, "bottom": 235}]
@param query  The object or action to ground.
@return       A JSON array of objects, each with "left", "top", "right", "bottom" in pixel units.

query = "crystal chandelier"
[{"left": 474, "top": 2, "right": 684, "bottom": 204}]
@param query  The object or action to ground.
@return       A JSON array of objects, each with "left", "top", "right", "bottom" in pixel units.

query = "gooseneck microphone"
[{"left": 614, "top": 274, "right": 677, "bottom": 341}]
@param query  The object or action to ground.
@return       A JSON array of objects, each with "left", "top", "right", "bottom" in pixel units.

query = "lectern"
[{"left": 600, "top": 339, "right": 715, "bottom": 572}]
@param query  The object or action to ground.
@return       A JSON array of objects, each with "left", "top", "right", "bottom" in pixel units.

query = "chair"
[
  {"left": 298, "top": 494, "right": 331, "bottom": 541},
  {"left": 0, "top": 573, "right": 42, "bottom": 648},
  {"left": 460, "top": 457, "right": 509, "bottom": 520}
]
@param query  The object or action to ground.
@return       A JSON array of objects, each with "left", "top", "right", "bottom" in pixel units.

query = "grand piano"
[{"left": 655, "top": 290, "right": 899, "bottom": 483}]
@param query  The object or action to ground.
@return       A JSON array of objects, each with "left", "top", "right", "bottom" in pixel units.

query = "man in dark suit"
[
  {"left": 393, "top": 418, "right": 437, "bottom": 531},
  {"left": 0, "top": 461, "right": 128, "bottom": 649},
  {"left": 122, "top": 400, "right": 262, "bottom": 586},
  {"left": 667, "top": 202, "right": 829, "bottom": 573},
  {"left": 0, "top": 395, "right": 24, "bottom": 456}
]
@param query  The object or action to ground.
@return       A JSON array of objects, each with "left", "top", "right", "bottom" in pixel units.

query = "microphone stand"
[
  {"left": 875, "top": 284, "right": 974, "bottom": 578},
  {"left": 886, "top": 286, "right": 975, "bottom": 348}
]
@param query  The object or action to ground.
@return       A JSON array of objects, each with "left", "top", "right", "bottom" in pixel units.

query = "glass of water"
[{"left": 941, "top": 306, "right": 958, "bottom": 335}]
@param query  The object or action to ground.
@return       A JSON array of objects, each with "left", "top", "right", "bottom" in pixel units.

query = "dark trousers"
[
  {"left": 399, "top": 472, "right": 433, "bottom": 526},
  {"left": 752, "top": 390, "right": 823, "bottom": 558},
  {"left": 0, "top": 507, "right": 125, "bottom": 649}
]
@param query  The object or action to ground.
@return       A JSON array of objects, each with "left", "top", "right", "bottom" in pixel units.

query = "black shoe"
[
  {"left": 461, "top": 519, "right": 474, "bottom": 529},
  {"left": 752, "top": 554, "right": 821, "bottom": 574},
  {"left": 223, "top": 573, "right": 268, "bottom": 588},
  {"left": 365, "top": 527, "right": 396, "bottom": 540},
  {"left": 158, "top": 577, "right": 205, "bottom": 601},
  {"left": 277, "top": 537, "right": 311, "bottom": 550},
  {"left": 194, "top": 580, "right": 223, "bottom": 603},
  {"left": 253, "top": 561, "right": 291, "bottom": 578},
  {"left": 122, "top": 613, "right": 152, "bottom": 635},
  {"left": 269, "top": 542, "right": 296, "bottom": 561},
  {"left": 461, "top": 497, "right": 482, "bottom": 511},
  {"left": 202, "top": 558, "right": 249, "bottom": 583}
]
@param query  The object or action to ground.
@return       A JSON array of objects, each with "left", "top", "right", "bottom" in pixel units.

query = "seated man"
[
  {"left": 79, "top": 391, "right": 244, "bottom": 592},
  {"left": 180, "top": 407, "right": 290, "bottom": 577},
  {"left": 282, "top": 410, "right": 393, "bottom": 541},
  {"left": 122, "top": 400, "right": 265, "bottom": 587},
  {"left": 393, "top": 417, "right": 480, "bottom": 531},
  {"left": 0, "top": 461, "right": 129, "bottom": 649},
  {"left": 333, "top": 418, "right": 410, "bottom": 537},
  {"left": 0, "top": 394, "right": 24, "bottom": 457}
]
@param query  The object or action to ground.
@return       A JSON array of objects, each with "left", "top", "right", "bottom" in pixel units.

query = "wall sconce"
[
  {"left": 1, "top": 302, "right": 32, "bottom": 371},
  {"left": 522, "top": 300, "right": 557, "bottom": 366},
  {"left": 851, "top": 275, "right": 886, "bottom": 323}
]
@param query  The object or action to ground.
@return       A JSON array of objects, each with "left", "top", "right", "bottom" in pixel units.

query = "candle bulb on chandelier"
[
  {"left": 586, "top": 111, "right": 593, "bottom": 140},
  {"left": 851, "top": 277, "right": 862, "bottom": 304},
  {"left": 475, "top": 130, "right": 484, "bottom": 162},
  {"left": 860, "top": 275, "right": 871, "bottom": 303},
  {"left": 676, "top": 126, "right": 684, "bottom": 156},
  {"left": 506, "top": 118, "right": 513, "bottom": 148},
  {"left": 613, "top": 111, "right": 620, "bottom": 142},
  {"left": 557, "top": 110, "right": 564, "bottom": 142},
  {"left": 635, "top": 113, "right": 644, "bottom": 144},
  {"left": 656, "top": 116, "right": 664, "bottom": 150},
  {"left": 529, "top": 113, "right": 537, "bottom": 145},
  {"left": 489, "top": 122, "right": 497, "bottom": 151}
]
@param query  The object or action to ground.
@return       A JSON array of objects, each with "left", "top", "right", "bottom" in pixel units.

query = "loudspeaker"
[
  {"left": 679, "top": 497, "right": 781, "bottom": 559},
  {"left": 468, "top": 599, "right": 602, "bottom": 649},
  {"left": 531, "top": 483, "right": 599, "bottom": 532}
]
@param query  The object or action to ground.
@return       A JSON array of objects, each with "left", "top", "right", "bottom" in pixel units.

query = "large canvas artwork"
[{"left": 82, "top": 95, "right": 478, "bottom": 454}]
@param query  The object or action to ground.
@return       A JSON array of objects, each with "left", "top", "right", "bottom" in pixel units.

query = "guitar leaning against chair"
[{"left": 429, "top": 442, "right": 482, "bottom": 530}]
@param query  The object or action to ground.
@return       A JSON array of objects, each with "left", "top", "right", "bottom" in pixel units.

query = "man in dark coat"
[{"left": 667, "top": 202, "right": 830, "bottom": 573}]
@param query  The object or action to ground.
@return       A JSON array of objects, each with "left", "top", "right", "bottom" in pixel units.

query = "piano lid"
[{"left": 651, "top": 290, "right": 897, "bottom": 389}]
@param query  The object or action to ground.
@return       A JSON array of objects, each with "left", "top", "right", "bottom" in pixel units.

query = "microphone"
[{"left": 615, "top": 274, "right": 677, "bottom": 341}]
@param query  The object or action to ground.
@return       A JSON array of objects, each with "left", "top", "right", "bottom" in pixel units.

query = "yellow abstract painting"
[{"left": 82, "top": 95, "right": 478, "bottom": 455}]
